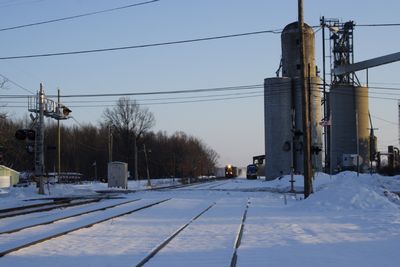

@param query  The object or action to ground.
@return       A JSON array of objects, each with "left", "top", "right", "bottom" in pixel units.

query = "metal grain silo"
[
  {"left": 264, "top": 22, "right": 322, "bottom": 180},
  {"left": 330, "top": 85, "right": 369, "bottom": 172}
]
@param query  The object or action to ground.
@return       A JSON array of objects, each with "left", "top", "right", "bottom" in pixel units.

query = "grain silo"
[
  {"left": 330, "top": 85, "right": 369, "bottom": 172},
  {"left": 264, "top": 22, "right": 322, "bottom": 180}
]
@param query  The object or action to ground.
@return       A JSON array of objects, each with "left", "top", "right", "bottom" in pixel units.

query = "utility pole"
[
  {"left": 143, "top": 144, "right": 151, "bottom": 187},
  {"left": 94, "top": 161, "right": 98, "bottom": 181},
  {"left": 134, "top": 137, "right": 138, "bottom": 181},
  {"left": 321, "top": 16, "right": 330, "bottom": 173},
  {"left": 57, "top": 89, "right": 61, "bottom": 180},
  {"left": 356, "top": 111, "right": 360, "bottom": 176},
  {"left": 35, "top": 83, "right": 45, "bottom": 195},
  {"left": 298, "top": 0, "right": 312, "bottom": 198},
  {"left": 108, "top": 125, "right": 113, "bottom": 163},
  {"left": 28, "top": 84, "right": 71, "bottom": 194}
]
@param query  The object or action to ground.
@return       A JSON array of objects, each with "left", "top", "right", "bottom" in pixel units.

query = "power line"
[
  {"left": 54, "top": 84, "right": 264, "bottom": 98},
  {"left": 0, "top": 0, "right": 47, "bottom": 9},
  {"left": 0, "top": 29, "right": 281, "bottom": 60},
  {"left": 356, "top": 23, "right": 400, "bottom": 27},
  {"left": 0, "top": 90, "right": 263, "bottom": 104},
  {"left": 0, "top": 73, "right": 35, "bottom": 94},
  {"left": 4, "top": 81, "right": 400, "bottom": 102},
  {"left": 0, "top": 84, "right": 264, "bottom": 99},
  {"left": 370, "top": 114, "right": 397, "bottom": 126},
  {"left": 0, "top": 0, "right": 159, "bottom": 32},
  {"left": 3, "top": 94, "right": 264, "bottom": 108},
  {"left": 56, "top": 90, "right": 264, "bottom": 103},
  {"left": 67, "top": 94, "right": 264, "bottom": 107}
]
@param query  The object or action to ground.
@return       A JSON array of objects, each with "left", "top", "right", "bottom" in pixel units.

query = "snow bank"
[{"left": 294, "top": 172, "right": 400, "bottom": 212}]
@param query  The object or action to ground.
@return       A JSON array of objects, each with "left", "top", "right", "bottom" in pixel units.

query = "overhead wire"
[
  {"left": 70, "top": 93, "right": 264, "bottom": 107},
  {"left": 51, "top": 84, "right": 264, "bottom": 98},
  {"left": 0, "top": 73, "right": 35, "bottom": 94},
  {"left": 3, "top": 93, "right": 265, "bottom": 108},
  {"left": 3, "top": 81, "right": 400, "bottom": 113},
  {"left": 356, "top": 23, "right": 400, "bottom": 27},
  {"left": 370, "top": 114, "right": 398, "bottom": 126},
  {"left": 0, "top": 0, "right": 47, "bottom": 9},
  {"left": 0, "top": 90, "right": 264, "bottom": 104},
  {"left": 0, "top": 0, "right": 160, "bottom": 32},
  {"left": 0, "top": 29, "right": 282, "bottom": 60},
  {"left": 3, "top": 81, "right": 400, "bottom": 102}
]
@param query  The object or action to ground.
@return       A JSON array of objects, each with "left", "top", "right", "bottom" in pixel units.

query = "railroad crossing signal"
[
  {"left": 15, "top": 129, "right": 36, "bottom": 141},
  {"left": 26, "top": 84, "right": 72, "bottom": 195}
]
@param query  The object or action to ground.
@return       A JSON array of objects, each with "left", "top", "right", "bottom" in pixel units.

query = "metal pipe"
[{"left": 36, "top": 84, "right": 45, "bottom": 194}]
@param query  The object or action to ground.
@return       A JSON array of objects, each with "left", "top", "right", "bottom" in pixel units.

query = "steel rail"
[
  {"left": 230, "top": 198, "right": 251, "bottom": 267},
  {"left": 0, "top": 198, "right": 141, "bottom": 235},
  {"left": 0, "top": 200, "right": 66, "bottom": 214},
  {"left": 0, "top": 198, "right": 103, "bottom": 219},
  {"left": 0, "top": 198, "right": 170, "bottom": 257},
  {"left": 135, "top": 202, "right": 216, "bottom": 267}
]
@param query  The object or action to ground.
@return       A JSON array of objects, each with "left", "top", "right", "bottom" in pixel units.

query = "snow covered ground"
[{"left": 0, "top": 172, "right": 399, "bottom": 266}]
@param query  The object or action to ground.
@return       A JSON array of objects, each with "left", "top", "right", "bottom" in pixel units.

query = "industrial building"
[
  {"left": 326, "top": 20, "right": 371, "bottom": 173},
  {"left": 264, "top": 22, "right": 322, "bottom": 180},
  {"left": 264, "top": 17, "right": 400, "bottom": 179}
]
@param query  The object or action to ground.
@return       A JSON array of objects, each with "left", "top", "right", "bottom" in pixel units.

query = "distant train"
[
  {"left": 246, "top": 164, "right": 258, "bottom": 179},
  {"left": 225, "top": 165, "right": 238, "bottom": 178}
]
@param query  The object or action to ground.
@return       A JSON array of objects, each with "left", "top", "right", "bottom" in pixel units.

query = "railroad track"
[
  {"left": 0, "top": 198, "right": 142, "bottom": 234},
  {"left": 171, "top": 179, "right": 232, "bottom": 190},
  {"left": 135, "top": 202, "right": 216, "bottom": 267},
  {"left": 0, "top": 198, "right": 170, "bottom": 257},
  {"left": 230, "top": 198, "right": 251, "bottom": 267},
  {"left": 0, "top": 180, "right": 219, "bottom": 220},
  {"left": 134, "top": 197, "right": 250, "bottom": 266},
  {"left": 0, "top": 197, "right": 104, "bottom": 219}
]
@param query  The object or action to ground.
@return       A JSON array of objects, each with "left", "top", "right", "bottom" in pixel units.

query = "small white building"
[
  {"left": 107, "top": 162, "right": 128, "bottom": 189},
  {"left": 0, "top": 165, "right": 20, "bottom": 188}
]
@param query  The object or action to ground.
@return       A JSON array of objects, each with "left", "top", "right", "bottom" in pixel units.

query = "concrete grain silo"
[
  {"left": 264, "top": 22, "right": 322, "bottom": 180},
  {"left": 330, "top": 85, "right": 369, "bottom": 172}
]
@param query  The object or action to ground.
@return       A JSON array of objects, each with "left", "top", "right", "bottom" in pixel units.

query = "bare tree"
[
  {"left": 102, "top": 97, "right": 155, "bottom": 180},
  {"left": 0, "top": 77, "right": 9, "bottom": 119}
]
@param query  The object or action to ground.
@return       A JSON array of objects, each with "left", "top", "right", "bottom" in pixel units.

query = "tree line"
[{"left": 0, "top": 97, "right": 219, "bottom": 180}]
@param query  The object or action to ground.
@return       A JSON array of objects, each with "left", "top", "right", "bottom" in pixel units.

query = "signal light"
[
  {"left": 15, "top": 129, "right": 27, "bottom": 140},
  {"left": 311, "top": 146, "right": 322, "bottom": 155},
  {"left": 26, "top": 144, "right": 34, "bottom": 154},
  {"left": 15, "top": 129, "right": 35, "bottom": 141},
  {"left": 62, "top": 107, "right": 71, "bottom": 117},
  {"left": 26, "top": 130, "right": 35, "bottom": 141}
]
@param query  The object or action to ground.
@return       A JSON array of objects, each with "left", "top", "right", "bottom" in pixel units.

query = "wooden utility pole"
[
  {"left": 108, "top": 125, "right": 113, "bottom": 163},
  {"left": 298, "top": 0, "right": 312, "bottom": 198},
  {"left": 143, "top": 144, "right": 151, "bottom": 187},
  {"left": 57, "top": 89, "right": 61, "bottom": 180}
]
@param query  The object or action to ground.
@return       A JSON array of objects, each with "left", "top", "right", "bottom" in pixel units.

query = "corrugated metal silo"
[{"left": 330, "top": 85, "right": 369, "bottom": 172}]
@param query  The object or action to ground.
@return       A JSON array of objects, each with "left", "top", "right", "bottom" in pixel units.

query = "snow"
[{"left": 0, "top": 173, "right": 399, "bottom": 266}]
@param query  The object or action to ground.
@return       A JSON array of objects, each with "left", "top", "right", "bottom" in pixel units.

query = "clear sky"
[{"left": 1, "top": 0, "right": 400, "bottom": 167}]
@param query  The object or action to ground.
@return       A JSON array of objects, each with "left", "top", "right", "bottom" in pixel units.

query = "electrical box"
[
  {"left": 342, "top": 154, "right": 362, "bottom": 167},
  {"left": 107, "top": 162, "right": 128, "bottom": 189}
]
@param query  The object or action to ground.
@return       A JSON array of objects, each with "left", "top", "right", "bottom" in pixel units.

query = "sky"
[{"left": 1, "top": 0, "right": 400, "bottom": 168}]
